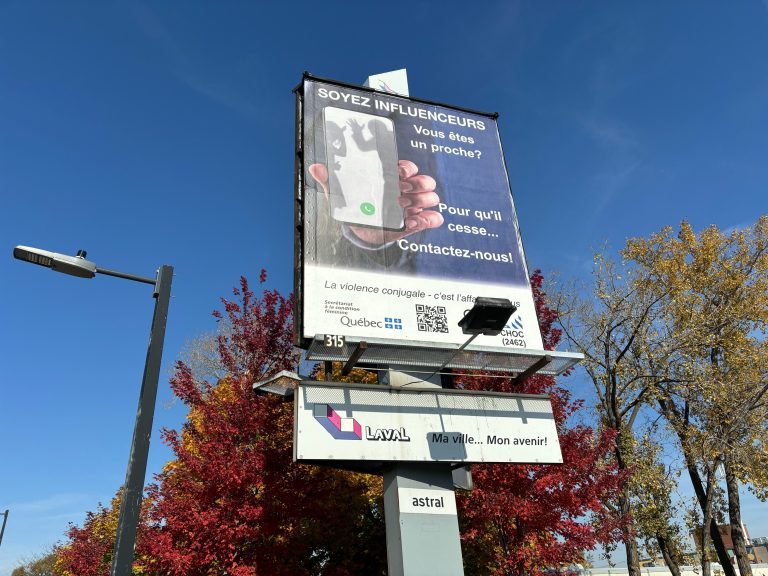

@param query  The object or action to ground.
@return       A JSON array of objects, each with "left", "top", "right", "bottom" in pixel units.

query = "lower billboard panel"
[
  {"left": 304, "top": 266, "right": 543, "bottom": 350},
  {"left": 294, "top": 382, "right": 562, "bottom": 464}
]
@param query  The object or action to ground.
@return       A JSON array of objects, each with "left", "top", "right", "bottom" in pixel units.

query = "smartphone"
[{"left": 323, "top": 107, "right": 404, "bottom": 230}]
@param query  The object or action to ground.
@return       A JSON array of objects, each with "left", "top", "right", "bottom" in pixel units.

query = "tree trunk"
[
  {"left": 700, "top": 468, "right": 716, "bottom": 576},
  {"left": 657, "top": 533, "right": 681, "bottom": 576},
  {"left": 724, "top": 457, "right": 753, "bottom": 576},
  {"left": 613, "top": 429, "right": 641, "bottom": 576},
  {"left": 620, "top": 492, "right": 641, "bottom": 576},
  {"left": 657, "top": 397, "right": 736, "bottom": 576},
  {"left": 686, "top": 460, "right": 737, "bottom": 576}
]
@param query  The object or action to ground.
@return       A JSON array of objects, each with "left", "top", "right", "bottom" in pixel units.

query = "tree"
[
  {"left": 11, "top": 550, "right": 60, "bottom": 576},
  {"left": 54, "top": 490, "right": 152, "bottom": 576},
  {"left": 141, "top": 273, "right": 386, "bottom": 575},
  {"left": 555, "top": 216, "right": 768, "bottom": 576},
  {"left": 624, "top": 217, "right": 768, "bottom": 576},
  {"left": 56, "top": 270, "right": 627, "bottom": 576},
  {"left": 178, "top": 323, "right": 231, "bottom": 386},
  {"left": 554, "top": 254, "right": 678, "bottom": 576},
  {"left": 627, "top": 429, "right": 686, "bottom": 575},
  {"left": 456, "top": 271, "right": 627, "bottom": 576}
]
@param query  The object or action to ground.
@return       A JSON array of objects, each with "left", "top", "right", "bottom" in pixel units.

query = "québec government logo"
[
  {"left": 313, "top": 404, "right": 411, "bottom": 442},
  {"left": 339, "top": 315, "right": 403, "bottom": 329}
]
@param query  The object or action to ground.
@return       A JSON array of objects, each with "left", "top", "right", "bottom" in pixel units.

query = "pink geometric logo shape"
[{"left": 313, "top": 404, "right": 362, "bottom": 440}]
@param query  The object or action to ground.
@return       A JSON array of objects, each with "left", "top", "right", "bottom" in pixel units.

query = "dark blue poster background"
[{"left": 301, "top": 78, "right": 531, "bottom": 287}]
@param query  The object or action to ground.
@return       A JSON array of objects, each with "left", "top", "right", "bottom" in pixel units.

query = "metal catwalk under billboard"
[{"left": 296, "top": 74, "right": 543, "bottom": 351}]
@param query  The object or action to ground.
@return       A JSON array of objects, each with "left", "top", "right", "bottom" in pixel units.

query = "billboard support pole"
[
  {"left": 379, "top": 366, "right": 465, "bottom": 576},
  {"left": 383, "top": 462, "right": 464, "bottom": 575},
  {"left": 362, "top": 69, "right": 465, "bottom": 576},
  {"left": 0, "top": 509, "right": 8, "bottom": 549},
  {"left": 296, "top": 69, "right": 583, "bottom": 576}
]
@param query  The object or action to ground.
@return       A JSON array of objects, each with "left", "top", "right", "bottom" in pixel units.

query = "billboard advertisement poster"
[
  {"left": 297, "top": 75, "right": 543, "bottom": 350},
  {"left": 294, "top": 382, "right": 562, "bottom": 464}
]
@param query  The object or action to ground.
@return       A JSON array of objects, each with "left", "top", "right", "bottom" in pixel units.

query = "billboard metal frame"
[
  {"left": 294, "top": 73, "right": 538, "bottom": 350},
  {"left": 293, "top": 72, "right": 583, "bottom": 375},
  {"left": 304, "top": 334, "right": 582, "bottom": 375}
]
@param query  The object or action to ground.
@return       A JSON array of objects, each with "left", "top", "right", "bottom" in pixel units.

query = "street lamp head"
[
  {"left": 13, "top": 245, "right": 97, "bottom": 279},
  {"left": 458, "top": 296, "right": 517, "bottom": 336},
  {"left": 253, "top": 370, "right": 306, "bottom": 398}
]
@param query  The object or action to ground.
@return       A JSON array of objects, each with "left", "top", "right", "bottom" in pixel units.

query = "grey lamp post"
[
  {"left": 0, "top": 509, "right": 8, "bottom": 549},
  {"left": 13, "top": 245, "right": 173, "bottom": 576}
]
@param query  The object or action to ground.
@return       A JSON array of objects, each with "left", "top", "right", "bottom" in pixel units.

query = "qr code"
[{"left": 416, "top": 304, "right": 448, "bottom": 333}]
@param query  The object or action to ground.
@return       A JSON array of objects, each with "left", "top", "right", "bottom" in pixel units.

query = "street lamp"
[
  {"left": 0, "top": 509, "right": 8, "bottom": 550},
  {"left": 252, "top": 370, "right": 305, "bottom": 398},
  {"left": 13, "top": 245, "right": 173, "bottom": 576}
]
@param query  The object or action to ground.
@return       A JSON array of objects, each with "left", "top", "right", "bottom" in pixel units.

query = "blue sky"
[{"left": 1, "top": 1, "right": 767, "bottom": 573}]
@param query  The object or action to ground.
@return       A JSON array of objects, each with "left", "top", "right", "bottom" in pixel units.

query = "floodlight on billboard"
[{"left": 294, "top": 73, "right": 543, "bottom": 355}]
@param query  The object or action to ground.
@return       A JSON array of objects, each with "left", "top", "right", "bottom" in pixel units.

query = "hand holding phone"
[
  {"left": 308, "top": 159, "right": 443, "bottom": 247},
  {"left": 323, "top": 107, "right": 404, "bottom": 230}
]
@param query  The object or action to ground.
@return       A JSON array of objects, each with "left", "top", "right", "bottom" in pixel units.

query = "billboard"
[
  {"left": 294, "top": 382, "right": 562, "bottom": 464},
  {"left": 295, "top": 74, "right": 543, "bottom": 351}
]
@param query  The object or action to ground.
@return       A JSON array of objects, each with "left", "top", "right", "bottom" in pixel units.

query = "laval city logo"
[
  {"left": 313, "top": 404, "right": 411, "bottom": 442},
  {"left": 313, "top": 404, "right": 362, "bottom": 440}
]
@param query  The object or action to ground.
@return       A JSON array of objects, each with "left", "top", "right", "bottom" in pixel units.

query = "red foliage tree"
[
  {"left": 55, "top": 490, "right": 152, "bottom": 576},
  {"left": 56, "top": 503, "right": 116, "bottom": 576},
  {"left": 457, "top": 271, "right": 627, "bottom": 575},
  {"left": 56, "top": 271, "right": 623, "bottom": 576},
  {"left": 141, "top": 273, "right": 386, "bottom": 576}
]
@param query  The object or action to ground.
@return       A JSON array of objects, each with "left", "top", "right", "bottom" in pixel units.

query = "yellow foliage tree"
[
  {"left": 555, "top": 254, "right": 678, "bottom": 576},
  {"left": 54, "top": 490, "right": 153, "bottom": 576},
  {"left": 11, "top": 549, "right": 60, "bottom": 576},
  {"left": 627, "top": 430, "right": 687, "bottom": 570},
  {"left": 623, "top": 216, "right": 768, "bottom": 576}
]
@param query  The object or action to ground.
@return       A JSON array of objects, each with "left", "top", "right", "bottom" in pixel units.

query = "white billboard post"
[{"left": 293, "top": 70, "right": 582, "bottom": 576}]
